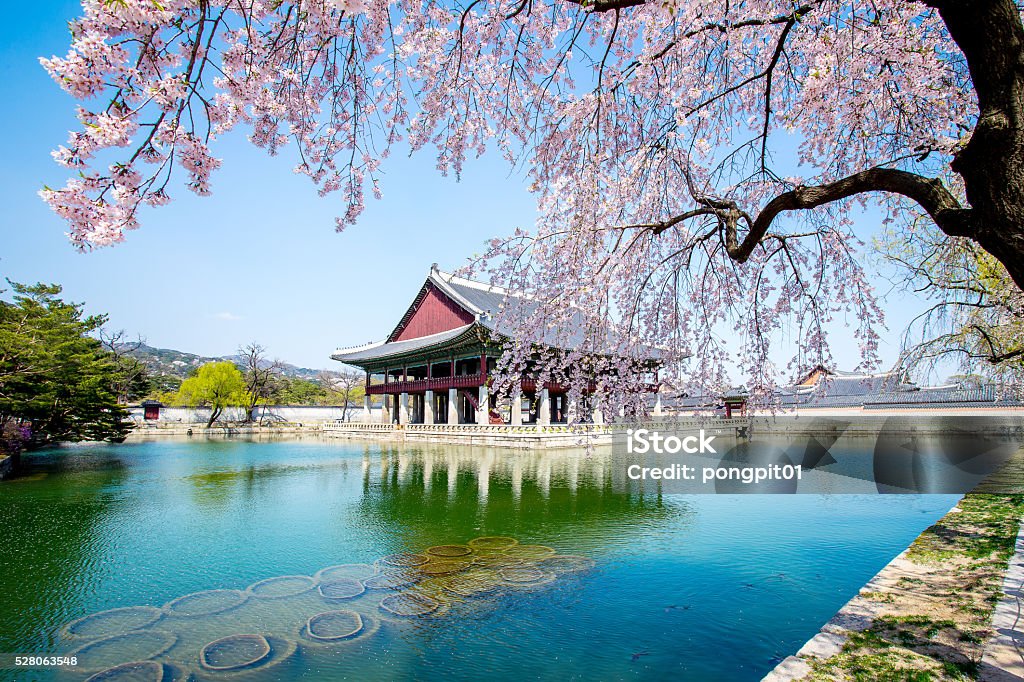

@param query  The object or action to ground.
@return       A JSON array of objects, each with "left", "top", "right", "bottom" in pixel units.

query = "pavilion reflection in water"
[{"left": 358, "top": 446, "right": 652, "bottom": 503}]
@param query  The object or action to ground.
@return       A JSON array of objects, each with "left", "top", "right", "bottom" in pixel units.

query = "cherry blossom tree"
[{"left": 40, "top": 0, "right": 1022, "bottom": 404}]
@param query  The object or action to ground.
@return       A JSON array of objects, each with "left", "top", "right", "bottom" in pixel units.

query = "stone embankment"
[{"left": 765, "top": 484, "right": 1024, "bottom": 680}]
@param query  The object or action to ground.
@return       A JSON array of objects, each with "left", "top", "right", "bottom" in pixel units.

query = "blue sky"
[{"left": 1, "top": 2, "right": 934, "bottom": 376}]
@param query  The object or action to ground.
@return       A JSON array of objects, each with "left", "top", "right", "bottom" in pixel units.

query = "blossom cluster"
[{"left": 42, "top": 0, "right": 977, "bottom": 406}]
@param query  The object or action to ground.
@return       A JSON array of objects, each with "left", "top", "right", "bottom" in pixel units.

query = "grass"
[{"left": 805, "top": 494, "right": 1023, "bottom": 681}]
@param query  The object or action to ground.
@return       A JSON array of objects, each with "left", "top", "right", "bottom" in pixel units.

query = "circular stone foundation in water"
[
  {"left": 444, "top": 571, "right": 501, "bottom": 598},
  {"left": 498, "top": 566, "right": 557, "bottom": 586},
  {"left": 247, "top": 575, "right": 315, "bottom": 600},
  {"left": 194, "top": 636, "right": 296, "bottom": 680},
  {"left": 503, "top": 544, "right": 556, "bottom": 561},
  {"left": 418, "top": 560, "right": 470, "bottom": 576},
  {"left": 467, "top": 536, "right": 518, "bottom": 552},
  {"left": 314, "top": 563, "right": 375, "bottom": 583},
  {"left": 165, "top": 590, "right": 247, "bottom": 618},
  {"left": 71, "top": 631, "right": 178, "bottom": 673},
  {"left": 363, "top": 570, "right": 418, "bottom": 591},
  {"left": 426, "top": 544, "right": 472, "bottom": 558},
  {"left": 84, "top": 661, "right": 182, "bottom": 682},
  {"left": 200, "top": 634, "right": 271, "bottom": 672},
  {"left": 536, "top": 555, "right": 596, "bottom": 574},
  {"left": 305, "top": 610, "right": 363, "bottom": 642},
  {"left": 471, "top": 553, "right": 522, "bottom": 569},
  {"left": 379, "top": 592, "right": 440, "bottom": 618},
  {"left": 380, "top": 553, "right": 429, "bottom": 568},
  {"left": 318, "top": 578, "right": 365, "bottom": 600},
  {"left": 64, "top": 606, "right": 164, "bottom": 640}
]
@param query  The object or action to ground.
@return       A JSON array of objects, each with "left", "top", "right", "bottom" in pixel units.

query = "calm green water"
[{"left": 0, "top": 438, "right": 958, "bottom": 681}]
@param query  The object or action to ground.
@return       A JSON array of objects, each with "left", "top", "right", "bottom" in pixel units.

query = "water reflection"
[
  {"left": 355, "top": 445, "right": 683, "bottom": 553},
  {"left": 1, "top": 438, "right": 962, "bottom": 682}
]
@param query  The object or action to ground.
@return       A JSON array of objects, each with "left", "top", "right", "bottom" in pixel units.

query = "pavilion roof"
[
  {"left": 331, "top": 323, "right": 479, "bottom": 365},
  {"left": 332, "top": 266, "right": 661, "bottom": 368}
]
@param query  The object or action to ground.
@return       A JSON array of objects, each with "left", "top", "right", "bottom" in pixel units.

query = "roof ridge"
[
  {"left": 332, "top": 339, "right": 387, "bottom": 354},
  {"left": 435, "top": 269, "right": 511, "bottom": 296},
  {"left": 339, "top": 322, "right": 478, "bottom": 355}
]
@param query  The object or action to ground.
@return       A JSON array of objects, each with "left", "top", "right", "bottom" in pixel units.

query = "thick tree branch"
[
  {"left": 562, "top": 0, "right": 644, "bottom": 12},
  {"left": 727, "top": 169, "right": 975, "bottom": 262}
]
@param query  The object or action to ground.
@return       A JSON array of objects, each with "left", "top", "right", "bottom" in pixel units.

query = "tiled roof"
[
  {"left": 331, "top": 324, "right": 477, "bottom": 363},
  {"left": 333, "top": 267, "right": 661, "bottom": 367}
]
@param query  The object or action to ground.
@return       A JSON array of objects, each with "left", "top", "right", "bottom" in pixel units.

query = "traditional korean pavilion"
[{"left": 332, "top": 265, "right": 654, "bottom": 425}]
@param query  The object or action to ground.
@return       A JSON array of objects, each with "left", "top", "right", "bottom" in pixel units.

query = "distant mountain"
[{"left": 122, "top": 344, "right": 326, "bottom": 380}]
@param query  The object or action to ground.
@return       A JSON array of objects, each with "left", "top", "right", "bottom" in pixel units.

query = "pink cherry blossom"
[{"left": 40, "top": 0, "right": 991, "bottom": 406}]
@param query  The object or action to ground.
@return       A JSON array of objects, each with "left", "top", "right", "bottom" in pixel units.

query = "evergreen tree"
[{"left": 0, "top": 281, "right": 130, "bottom": 450}]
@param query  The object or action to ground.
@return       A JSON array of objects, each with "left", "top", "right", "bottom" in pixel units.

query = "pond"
[{"left": 0, "top": 437, "right": 959, "bottom": 681}]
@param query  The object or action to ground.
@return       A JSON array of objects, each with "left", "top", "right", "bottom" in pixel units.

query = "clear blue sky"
[{"left": 1, "top": 2, "right": 933, "bottom": 376}]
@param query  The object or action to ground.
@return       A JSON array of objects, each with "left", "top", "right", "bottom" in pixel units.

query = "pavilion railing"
[
  {"left": 323, "top": 418, "right": 748, "bottom": 433},
  {"left": 366, "top": 373, "right": 486, "bottom": 395},
  {"left": 366, "top": 376, "right": 659, "bottom": 396}
]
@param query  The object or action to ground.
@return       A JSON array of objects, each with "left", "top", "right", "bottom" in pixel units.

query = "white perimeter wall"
[{"left": 127, "top": 405, "right": 375, "bottom": 424}]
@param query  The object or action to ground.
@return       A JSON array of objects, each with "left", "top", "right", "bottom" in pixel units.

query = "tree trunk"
[
  {"left": 930, "top": 0, "right": 1024, "bottom": 289},
  {"left": 207, "top": 407, "right": 221, "bottom": 428}
]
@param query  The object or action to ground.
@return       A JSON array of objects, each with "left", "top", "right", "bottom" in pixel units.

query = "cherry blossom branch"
[{"left": 734, "top": 168, "right": 974, "bottom": 262}]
